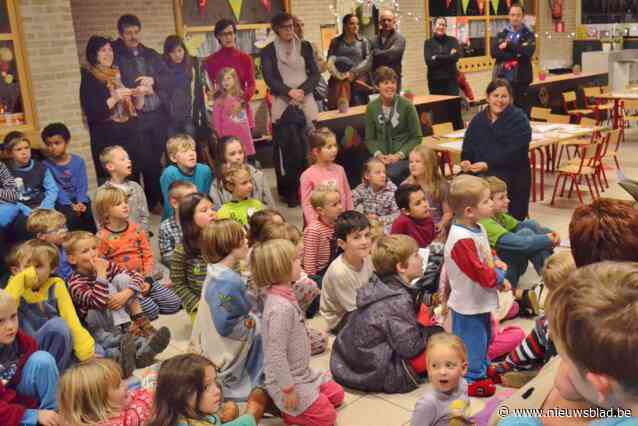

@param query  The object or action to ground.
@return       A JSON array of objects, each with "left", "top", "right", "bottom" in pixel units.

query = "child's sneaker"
[
  {"left": 135, "top": 326, "right": 171, "bottom": 368},
  {"left": 518, "top": 288, "right": 540, "bottom": 317},
  {"left": 129, "top": 316, "right": 157, "bottom": 338},
  {"left": 487, "top": 364, "right": 502, "bottom": 384},
  {"left": 118, "top": 333, "right": 137, "bottom": 378},
  {"left": 468, "top": 378, "right": 496, "bottom": 397}
]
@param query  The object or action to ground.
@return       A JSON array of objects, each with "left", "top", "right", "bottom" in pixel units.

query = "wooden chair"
[
  {"left": 555, "top": 117, "right": 598, "bottom": 167},
  {"left": 531, "top": 107, "right": 551, "bottom": 122},
  {"left": 602, "top": 127, "right": 623, "bottom": 172},
  {"left": 432, "top": 122, "right": 454, "bottom": 136},
  {"left": 431, "top": 122, "right": 456, "bottom": 175},
  {"left": 583, "top": 86, "right": 612, "bottom": 124},
  {"left": 547, "top": 113, "right": 571, "bottom": 124},
  {"left": 551, "top": 131, "right": 607, "bottom": 205},
  {"left": 562, "top": 91, "right": 595, "bottom": 122}
]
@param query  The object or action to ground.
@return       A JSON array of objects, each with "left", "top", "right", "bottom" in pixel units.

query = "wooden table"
[
  {"left": 595, "top": 90, "right": 638, "bottom": 130},
  {"left": 422, "top": 122, "right": 601, "bottom": 203},
  {"left": 527, "top": 71, "right": 608, "bottom": 114},
  {"left": 318, "top": 94, "right": 464, "bottom": 187}
]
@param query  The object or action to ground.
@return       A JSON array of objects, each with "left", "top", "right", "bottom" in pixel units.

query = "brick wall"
[
  {"left": 70, "top": 0, "right": 176, "bottom": 66},
  {"left": 18, "top": 0, "right": 94, "bottom": 187}
]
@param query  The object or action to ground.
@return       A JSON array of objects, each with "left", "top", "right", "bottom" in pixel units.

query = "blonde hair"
[
  {"left": 547, "top": 261, "right": 638, "bottom": 398},
  {"left": 308, "top": 127, "right": 337, "bottom": 164},
  {"left": 407, "top": 145, "right": 446, "bottom": 202},
  {"left": 250, "top": 239, "right": 297, "bottom": 288},
  {"left": 62, "top": 231, "right": 97, "bottom": 256},
  {"left": 166, "top": 134, "right": 196, "bottom": 159},
  {"left": 201, "top": 219, "right": 245, "bottom": 263},
  {"left": 98, "top": 145, "right": 126, "bottom": 169},
  {"left": 16, "top": 239, "right": 59, "bottom": 270},
  {"left": 215, "top": 67, "right": 243, "bottom": 99},
  {"left": 221, "top": 163, "right": 251, "bottom": 193},
  {"left": 0, "top": 288, "right": 17, "bottom": 315},
  {"left": 59, "top": 358, "right": 123, "bottom": 426},
  {"left": 372, "top": 234, "right": 418, "bottom": 276},
  {"left": 94, "top": 186, "right": 128, "bottom": 226},
  {"left": 447, "top": 174, "right": 489, "bottom": 215},
  {"left": 363, "top": 158, "right": 386, "bottom": 184},
  {"left": 369, "top": 218, "right": 385, "bottom": 243},
  {"left": 310, "top": 182, "right": 339, "bottom": 210},
  {"left": 258, "top": 222, "right": 302, "bottom": 246},
  {"left": 426, "top": 332, "right": 467, "bottom": 363},
  {"left": 484, "top": 176, "right": 508, "bottom": 196},
  {"left": 543, "top": 251, "right": 576, "bottom": 292},
  {"left": 26, "top": 208, "right": 66, "bottom": 234}
]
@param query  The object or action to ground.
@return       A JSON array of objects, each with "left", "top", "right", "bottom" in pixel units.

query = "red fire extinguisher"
[{"left": 550, "top": 0, "right": 563, "bottom": 21}]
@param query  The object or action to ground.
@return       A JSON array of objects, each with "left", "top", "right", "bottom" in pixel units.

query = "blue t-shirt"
[
  {"left": 160, "top": 163, "right": 213, "bottom": 219},
  {"left": 44, "top": 155, "right": 90, "bottom": 206}
]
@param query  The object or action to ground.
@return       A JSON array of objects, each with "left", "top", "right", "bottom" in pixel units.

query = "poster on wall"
[{"left": 180, "top": 0, "right": 286, "bottom": 26}]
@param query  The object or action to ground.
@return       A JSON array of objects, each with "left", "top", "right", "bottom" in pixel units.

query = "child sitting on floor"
[
  {"left": 480, "top": 176, "right": 559, "bottom": 290},
  {"left": 58, "top": 358, "right": 154, "bottom": 426},
  {"left": 303, "top": 183, "right": 344, "bottom": 277},
  {"left": 189, "top": 219, "right": 263, "bottom": 401},
  {"left": 0, "top": 289, "right": 61, "bottom": 426},
  {"left": 94, "top": 186, "right": 181, "bottom": 321},
  {"left": 159, "top": 180, "right": 197, "bottom": 267},
  {"left": 445, "top": 175, "right": 510, "bottom": 397},
  {"left": 149, "top": 353, "right": 269, "bottom": 426},
  {"left": 391, "top": 183, "right": 436, "bottom": 248},
  {"left": 300, "top": 127, "right": 352, "bottom": 224},
  {"left": 216, "top": 164, "right": 264, "bottom": 227},
  {"left": 170, "top": 193, "right": 216, "bottom": 321},
  {"left": 252, "top": 238, "right": 345, "bottom": 425},
  {"left": 411, "top": 333, "right": 471, "bottom": 426},
  {"left": 488, "top": 251, "right": 576, "bottom": 388},
  {"left": 247, "top": 209, "right": 285, "bottom": 246},
  {"left": 320, "top": 211, "right": 374, "bottom": 333},
  {"left": 6, "top": 239, "right": 94, "bottom": 372},
  {"left": 160, "top": 134, "right": 213, "bottom": 219},
  {"left": 65, "top": 231, "right": 171, "bottom": 371},
  {"left": 210, "top": 136, "right": 275, "bottom": 210},
  {"left": 41, "top": 122, "right": 96, "bottom": 233},
  {"left": 352, "top": 158, "right": 399, "bottom": 234},
  {"left": 331, "top": 234, "right": 444, "bottom": 394},
  {"left": 0, "top": 159, "right": 18, "bottom": 233},
  {"left": 26, "top": 208, "right": 72, "bottom": 281},
  {"left": 98, "top": 145, "right": 150, "bottom": 233}
]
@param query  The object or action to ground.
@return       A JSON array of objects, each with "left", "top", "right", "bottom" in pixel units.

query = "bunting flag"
[
  {"left": 259, "top": 0, "right": 272, "bottom": 12},
  {"left": 477, "top": 0, "right": 484, "bottom": 14},
  {"left": 228, "top": 0, "right": 242, "bottom": 21},
  {"left": 461, "top": 0, "right": 470, "bottom": 14},
  {"left": 491, "top": 0, "right": 499, "bottom": 13}
]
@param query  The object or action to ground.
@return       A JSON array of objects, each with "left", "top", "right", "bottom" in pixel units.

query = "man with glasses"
[
  {"left": 371, "top": 9, "right": 406, "bottom": 91},
  {"left": 112, "top": 14, "right": 168, "bottom": 213}
]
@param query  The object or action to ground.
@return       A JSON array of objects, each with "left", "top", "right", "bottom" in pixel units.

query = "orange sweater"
[{"left": 97, "top": 221, "right": 154, "bottom": 277}]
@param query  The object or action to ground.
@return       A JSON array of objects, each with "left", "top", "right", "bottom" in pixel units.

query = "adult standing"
[
  {"left": 364, "top": 66, "right": 422, "bottom": 186},
  {"left": 370, "top": 9, "right": 406, "bottom": 91},
  {"left": 492, "top": 3, "right": 535, "bottom": 113},
  {"left": 112, "top": 14, "right": 168, "bottom": 211},
  {"left": 461, "top": 79, "right": 531, "bottom": 220},
  {"left": 261, "top": 12, "right": 320, "bottom": 207},
  {"left": 326, "top": 13, "right": 372, "bottom": 108},
  {"left": 80, "top": 36, "right": 143, "bottom": 183},
  {"left": 424, "top": 17, "right": 461, "bottom": 96},
  {"left": 204, "top": 19, "right": 256, "bottom": 134}
]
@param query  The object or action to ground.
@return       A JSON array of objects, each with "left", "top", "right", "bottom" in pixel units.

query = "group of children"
[{"left": 2, "top": 107, "right": 633, "bottom": 426}]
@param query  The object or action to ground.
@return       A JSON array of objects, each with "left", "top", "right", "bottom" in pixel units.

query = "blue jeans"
[
  {"left": 34, "top": 317, "right": 73, "bottom": 373},
  {"left": 451, "top": 310, "right": 491, "bottom": 382},
  {"left": 387, "top": 159, "right": 410, "bottom": 187},
  {"left": 17, "top": 351, "right": 59, "bottom": 426}
]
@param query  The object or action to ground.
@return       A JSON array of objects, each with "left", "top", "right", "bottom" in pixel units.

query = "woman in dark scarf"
[
  {"left": 162, "top": 35, "right": 196, "bottom": 136},
  {"left": 79, "top": 35, "right": 143, "bottom": 182},
  {"left": 461, "top": 78, "right": 531, "bottom": 220}
]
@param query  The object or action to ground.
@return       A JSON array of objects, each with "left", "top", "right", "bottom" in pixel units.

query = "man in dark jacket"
[
  {"left": 424, "top": 17, "right": 461, "bottom": 96},
  {"left": 112, "top": 14, "right": 169, "bottom": 211},
  {"left": 330, "top": 234, "right": 443, "bottom": 393},
  {"left": 371, "top": 9, "right": 406, "bottom": 91}
]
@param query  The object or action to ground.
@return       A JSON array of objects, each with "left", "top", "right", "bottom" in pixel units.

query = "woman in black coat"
[
  {"left": 79, "top": 36, "right": 142, "bottom": 182},
  {"left": 461, "top": 78, "right": 532, "bottom": 220},
  {"left": 424, "top": 17, "right": 461, "bottom": 96}
]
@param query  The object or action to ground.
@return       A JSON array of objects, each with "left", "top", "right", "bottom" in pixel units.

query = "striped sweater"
[
  {"left": 302, "top": 219, "right": 335, "bottom": 276},
  {"left": 0, "top": 161, "right": 17, "bottom": 202},
  {"left": 67, "top": 261, "right": 144, "bottom": 320},
  {"left": 495, "top": 315, "right": 553, "bottom": 374},
  {"left": 170, "top": 244, "right": 208, "bottom": 314}
]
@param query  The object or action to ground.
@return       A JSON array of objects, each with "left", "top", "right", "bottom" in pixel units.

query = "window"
[
  {"left": 425, "top": 0, "right": 538, "bottom": 73},
  {"left": 582, "top": 1, "right": 638, "bottom": 24},
  {"left": 0, "top": 1, "right": 35, "bottom": 134}
]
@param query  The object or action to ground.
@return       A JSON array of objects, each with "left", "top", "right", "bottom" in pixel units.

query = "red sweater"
[
  {"left": 390, "top": 213, "right": 435, "bottom": 248},
  {"left": 204, "top": 47, "right": 256, "bottom": 103},
  {"left": 0, "top": 331, "right": 38, "bottom": 426}
]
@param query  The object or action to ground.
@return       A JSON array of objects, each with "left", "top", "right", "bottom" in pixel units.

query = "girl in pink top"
[
  {"left": 212, "top": 67, "right": 255, "bottom": 156},
  {"left": 300, "top": 128, "right": 353, "bottom": 223}
]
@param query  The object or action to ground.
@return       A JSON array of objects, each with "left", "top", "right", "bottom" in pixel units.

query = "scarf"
[
  {"left": 273, "top": 35, "right": 304, "bottom": 71},
  {"left": 89, "top": 65, "right": 137, "bottom": 122},
  {"left": 267, "top": 284, "right": 299, "bottom": 307},
  {"left": 89, "top": 65, "right": 120, "bottom": 90}
]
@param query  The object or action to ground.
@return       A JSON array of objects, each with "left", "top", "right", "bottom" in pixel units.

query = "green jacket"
[
  {"left": 480, "top": 213, "right": 519, "bottom": 248},
  {"left": 364, "top": 95, "right": 422, "bottom": 158}
]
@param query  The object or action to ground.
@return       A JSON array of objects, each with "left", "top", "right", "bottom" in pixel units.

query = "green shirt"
[
  {"left": 217, "top": 198, "right": 264, "bottom": 226},
  {"left": 364, "top": 95, "right": 423, "bottom": 158},
  {"left": 480, "top": 212, "right": 519, "bottom": 248}
]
